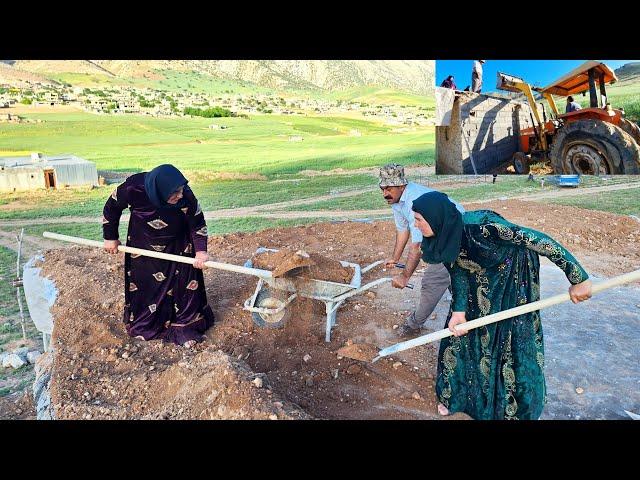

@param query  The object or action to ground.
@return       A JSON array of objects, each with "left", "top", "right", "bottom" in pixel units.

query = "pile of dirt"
[
  {"left": 252, "top": 248, "right": 355, "bottom": 283},
  {"left": 22, "top": 200, "right": 639, "bottom": 420}
]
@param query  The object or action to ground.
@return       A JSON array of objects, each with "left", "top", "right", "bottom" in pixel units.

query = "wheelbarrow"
[{"left": 243, "top": 248, "right": 392, "bottom": 341}]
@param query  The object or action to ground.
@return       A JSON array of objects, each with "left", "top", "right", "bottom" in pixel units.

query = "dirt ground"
[
  {"left": 2, "top": 199, "right": 639, "bottom": 420},
  {"left": 0, "top": 390, "right": 36, "bottom": 420}
]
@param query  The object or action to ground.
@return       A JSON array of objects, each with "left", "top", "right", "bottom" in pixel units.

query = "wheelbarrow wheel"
[{"left": 251, "top": 288, "right": 290, "bottom": 329}]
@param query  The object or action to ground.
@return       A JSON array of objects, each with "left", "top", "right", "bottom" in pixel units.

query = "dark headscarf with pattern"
[
  {"left": 411, "top": 191, "right": 463, "bottom": 264},
  {"left": 144, "top": 164, "right": 188, "bottom": 209}
]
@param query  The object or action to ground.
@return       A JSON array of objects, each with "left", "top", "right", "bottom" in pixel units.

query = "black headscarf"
[
  {"left": 411, "top": 191, "right": 464, "bottom": 264},
  {"left": 144, "top": 164, "right": 188, "bottom": 209}
]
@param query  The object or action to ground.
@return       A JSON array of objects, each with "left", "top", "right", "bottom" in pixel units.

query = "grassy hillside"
[{"left": 328, "top": 86, "right": 433, "bottom": 108}]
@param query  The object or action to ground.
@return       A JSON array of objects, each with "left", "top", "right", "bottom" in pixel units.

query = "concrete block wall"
[{"left": 436, "top": 91, "right": 543, "bottom": 174}]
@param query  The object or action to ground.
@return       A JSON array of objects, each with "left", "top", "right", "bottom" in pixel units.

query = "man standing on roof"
[
  {"left": 472, "top": 60, "right": 485, "bottom": 93},
  {"left": 566, "top": 96, "right": 582, "bottom": 113},
  {"left": 379, "top": 163, "right": 466, "bottom": 337}
]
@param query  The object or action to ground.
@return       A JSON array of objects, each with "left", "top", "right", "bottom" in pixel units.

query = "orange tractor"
[{"left": 497, "top": 61, "right": 640, "bottom": 174}]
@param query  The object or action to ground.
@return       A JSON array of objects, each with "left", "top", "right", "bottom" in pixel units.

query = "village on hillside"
[{"left": 0, "top": 81, "right": 432, "bottom": 127}]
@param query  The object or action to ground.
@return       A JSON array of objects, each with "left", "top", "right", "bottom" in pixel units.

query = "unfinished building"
[
  {"left": 436, "top": 89, "right": 543, "bottom": 174},
  {"left": 0, "top": 153, "right": 99, "bottom": 193}
]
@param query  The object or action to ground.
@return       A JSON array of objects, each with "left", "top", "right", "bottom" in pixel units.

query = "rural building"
[
  {"left": 435, "top": 89, "right": 543, "bottom": 174},
  {"left": 0, "top": 153, "right": 99, "bottom": 193}
]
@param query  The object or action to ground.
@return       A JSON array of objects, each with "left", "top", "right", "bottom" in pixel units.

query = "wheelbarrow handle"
[
  {"left": 359, "top": 260, "right": 413, "bottom": 289},
  {"left": 361, "top": 260, "right": 406, "bottom": 272},
  {"left": 332, "top": 277, "right": 392, "bottom": 303},
  {"left": 361, "top": 260, "right": 384, "bottom": 273}
]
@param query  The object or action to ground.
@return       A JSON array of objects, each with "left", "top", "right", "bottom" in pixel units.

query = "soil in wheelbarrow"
[
  {"left": 28, "top": 200, "right": 640, "bottom": 420},
  {"left": 252, "top": 249, "right": 355, "bottom": 284}
]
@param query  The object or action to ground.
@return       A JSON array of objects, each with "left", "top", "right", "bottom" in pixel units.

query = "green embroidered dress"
[{"left": 436, "top": 210, "right": 589, "bottom": 420}]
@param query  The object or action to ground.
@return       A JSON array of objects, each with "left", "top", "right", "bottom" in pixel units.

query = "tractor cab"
[{"left": 540, "top": 61, "right": 621, "bottom": 124}]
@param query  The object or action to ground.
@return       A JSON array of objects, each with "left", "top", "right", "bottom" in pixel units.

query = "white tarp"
[{"left": 22, "top": 256, "right": 57, "bottom": 336}]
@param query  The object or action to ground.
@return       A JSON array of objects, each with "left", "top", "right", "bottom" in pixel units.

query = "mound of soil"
[{"left": 38, "top": 247, "right": 310, "bottom": 420}]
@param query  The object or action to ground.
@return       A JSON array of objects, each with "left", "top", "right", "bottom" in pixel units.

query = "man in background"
[
  {"left": 472, "top": 60, "right": 485, "bottom": 93},
  {"left": 566, "top": 96, "right": 582, "bottom": 113}
]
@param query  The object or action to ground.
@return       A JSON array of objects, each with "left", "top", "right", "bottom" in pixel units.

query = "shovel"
[
  {"left": 42, "top": 231, "right": 274, "bottom": 278},
  {"left": 271, "top": 249, "right": 316, "bottom": 278},
  {"left": 338, "top": 268, "right": 640, "bottom": 363}
]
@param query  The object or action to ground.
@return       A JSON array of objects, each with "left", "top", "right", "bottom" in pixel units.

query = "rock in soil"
[
  {"left": 27, "top": 351, "right": 42, "bottom": 364},
  {"left": 5, "top": 354, "right": 27, "bottom": 369}
]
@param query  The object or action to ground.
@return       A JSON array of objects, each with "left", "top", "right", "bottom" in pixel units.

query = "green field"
[
  {"left": 606, "top": 81, "right": 640, "bottom": 122},
  {"left": 0, "top": 174, "right": 379, "bottom": 220},
  {"left": 543, "top": 188, "right": 640, "bottom": 216},
  {"left": 0, "top": 112, "right": 434, "bottom": 176}
]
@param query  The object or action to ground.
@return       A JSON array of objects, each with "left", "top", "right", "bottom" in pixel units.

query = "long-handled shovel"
[
  {"left": 338, "top": 268, "right": 640, "bottom": 363},
  {"left": 42, "top": 231, "right": 275, "bottom": 278}
]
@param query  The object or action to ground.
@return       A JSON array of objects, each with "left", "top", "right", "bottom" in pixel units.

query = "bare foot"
[
  {"left": 437, "top": 403, "right": 450, "bottom": 416},
  {"left": 182, "top": 340, "right": 197, "bottom": 349}
]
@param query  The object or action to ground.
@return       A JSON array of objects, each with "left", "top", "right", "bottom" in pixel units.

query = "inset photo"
[{"left": 435, "top": 60, "right": 640, "bottom": 175}]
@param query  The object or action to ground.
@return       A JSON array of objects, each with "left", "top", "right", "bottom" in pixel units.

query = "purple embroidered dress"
[{"left": 102, "top": 172, "right": 215, "bottom": 344}]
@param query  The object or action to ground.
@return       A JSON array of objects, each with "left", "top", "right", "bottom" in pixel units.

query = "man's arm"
[
  {"left": 391, "top": 241, "right": 421, "bottom": 288},
  {"left": 403, "top": 242, "right": 422, "bottom": 278},
  {"left": 386, "top": 229, "right": 410, "bottom": 267}
]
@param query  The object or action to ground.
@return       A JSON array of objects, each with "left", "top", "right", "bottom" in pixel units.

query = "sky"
[{"left": 436, "top": 60, "right": 638, "bottom": 92}]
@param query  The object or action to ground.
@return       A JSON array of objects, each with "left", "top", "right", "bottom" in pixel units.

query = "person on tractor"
[{"left": 565, "top": 96, "right": 582, "bottom": 113}]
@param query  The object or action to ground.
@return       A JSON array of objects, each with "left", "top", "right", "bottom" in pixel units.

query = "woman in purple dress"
[{"left": 102, "top": 164, "right": 215, "bottom": 347}]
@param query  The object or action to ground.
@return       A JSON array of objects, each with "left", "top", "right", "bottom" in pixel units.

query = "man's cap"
[{"left": 379, "top": 163, "right": 408, "bottom": 187}]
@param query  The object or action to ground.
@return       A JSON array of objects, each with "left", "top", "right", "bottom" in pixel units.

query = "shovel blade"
[{"left": 271, "top": 249, "right": 315, "bottom": 278}]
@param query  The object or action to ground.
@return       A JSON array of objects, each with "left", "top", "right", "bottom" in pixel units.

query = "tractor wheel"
[
  {"left": 549, "top": 119, "right": 640, "bottom": 174},
  {"left": 619, "top": 117, "right": 640, "bottom": 145},
  {"left": 250, "top": 287, "right": 290, "bottom": 329},
  {"left": 512, "top": 152, "right": 530, "bottom": 175}
]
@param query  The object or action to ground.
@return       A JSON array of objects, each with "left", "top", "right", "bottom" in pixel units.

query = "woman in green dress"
[{"left": 410, "top": 192, "right": 593, "bottom": 420}]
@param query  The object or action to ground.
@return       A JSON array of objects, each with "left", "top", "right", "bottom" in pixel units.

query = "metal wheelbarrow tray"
[{"left": 243, "top": 248, "right": 390, "bottom": 341}]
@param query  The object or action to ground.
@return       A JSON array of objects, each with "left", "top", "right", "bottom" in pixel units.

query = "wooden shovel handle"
[
  {"left": 374, "top": 268, "right": 640, "bottom": 361},
  {"left": 42, "top": 231, "right": 273, "bottom": 278}
]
